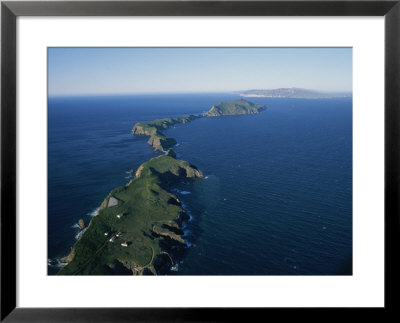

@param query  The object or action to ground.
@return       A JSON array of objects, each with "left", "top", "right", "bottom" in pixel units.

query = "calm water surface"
[{"left": 48, "top": 94, "right": 352, "bottom": 275}]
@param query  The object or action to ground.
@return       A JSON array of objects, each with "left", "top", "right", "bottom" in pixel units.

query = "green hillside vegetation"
[
  {"left": 132, "top": 115, "right": 200, "bottom": 151},
  {"left": 205, "top": 99, "right": 265, "bottom": 117},
  {"left": 58, "top": 154, "right": 203, "bottom": 275}
]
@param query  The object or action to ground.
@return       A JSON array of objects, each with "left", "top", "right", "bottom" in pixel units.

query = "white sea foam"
[
  {"left": 171, "top": 189, "right": 191, "bottom": 195},
  {"left": 87, "top": 207, "right": 100, "bottom": 217},
  {"left": 75, "top": 227, "right": 87, "bottom": 240},
  {"left": 182, "top": 221, "right": 187, "bottom": 230},
  {"left": 124, "top": 170, "right": 133, "bottom": 180},
  {"left": 182, "top": 226, "right": 193, "bottom": 247},
  {"left": 170, "top": 263, "right": 179, "bottom": 272},
  {"left": 48, "top": 258, "right": 67, "bottom": 268},
  {"left": 204, "top": 176, "right": 208, "bottom": 179},
  {"left": 183, "top": 229, "right": 192, "bottom": 236},
  {"left": 180, "top": 201, "right": 193, "bottom": 222},
  {"left": 71, "top": 223, "right": 80, "bottom": 229}
]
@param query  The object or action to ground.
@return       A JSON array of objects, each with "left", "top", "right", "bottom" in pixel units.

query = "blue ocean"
[{"left": 48, "top": 94, "right": 352, "bottom": 275}]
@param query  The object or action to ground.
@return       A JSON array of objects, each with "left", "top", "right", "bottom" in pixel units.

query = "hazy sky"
[{"left": 48, "top": 48, "right": 352, "bottom": 96}]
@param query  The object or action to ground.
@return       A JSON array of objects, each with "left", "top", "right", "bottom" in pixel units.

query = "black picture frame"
[{"left": 1, "top": 1, "right": 399, "bottom": 321}]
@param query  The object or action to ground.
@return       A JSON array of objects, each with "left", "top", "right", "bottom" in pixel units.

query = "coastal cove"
[{"left": 48, "top": 94, "right": 352, "bottom": 275}]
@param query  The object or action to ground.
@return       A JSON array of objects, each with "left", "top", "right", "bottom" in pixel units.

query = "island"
[
  {"left": 205, "top": 99, "right": 265, "bottom": 117},
  {"left": 58, "top": 153, "right": 203, "bottom": 275},
  {"left": 236, "top": 87, "right": 352, "bottom": 99},
  {"left": 132, "top": 115, "right": 200, "bottom": 151},
  {"left": 58, "top": 99, "right": 265, "bottom": 275}
]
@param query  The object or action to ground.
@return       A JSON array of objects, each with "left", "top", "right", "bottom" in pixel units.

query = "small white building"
[
  {"left": 116, "top": 213, "right": 123, "bottom": 219},
  {"left": 121, "top": 242, "right": 128, "bottom": 247},
  {"left": 104, "top": 232, "right": 109, "bottom": 236},
  {"left": 109, "top": 236, "right": 115, "bottom": 243}
]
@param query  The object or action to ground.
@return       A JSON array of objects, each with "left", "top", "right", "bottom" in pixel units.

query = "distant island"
[
  {"left": 236, "top": 88, "right": 352, "bottom": 99},
  {"left": 206, "top": 99, "right": 265, "bottom": 116},
  {"left": 58, "top": 99, "right": 266, "bottom": 275}
]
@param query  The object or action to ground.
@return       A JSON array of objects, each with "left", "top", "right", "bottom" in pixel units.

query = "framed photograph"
[{"left": 1, "top": 0, "right": 399, "bottom": 321}]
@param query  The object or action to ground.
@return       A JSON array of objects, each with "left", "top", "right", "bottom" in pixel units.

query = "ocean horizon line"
[{"left": 49, "top": 92, "right": 353, "bottom": 99}]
